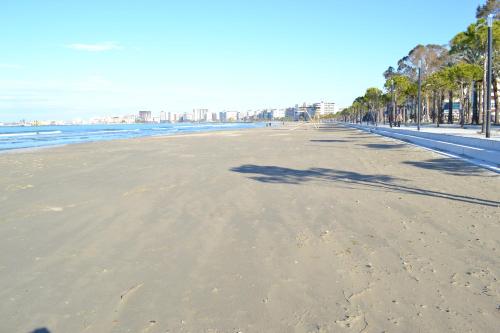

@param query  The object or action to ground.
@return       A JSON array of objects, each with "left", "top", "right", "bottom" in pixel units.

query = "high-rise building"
[
  {"left": 192, "top": 108, "right": 209, "bottom": 122},
  {"left": 211, "top": 112, "right": 219, "bottom": 122},
  {"left": 138, "top": 111, "right": 152, "bottom": 122},
  {"left": 160, "top": 111, "right": 167, "bottom": 123},
  {"left": 285, "top": 107, "right": 297, "bottom": 120}
]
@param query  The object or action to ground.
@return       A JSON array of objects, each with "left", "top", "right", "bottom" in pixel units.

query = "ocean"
[{"left": 0, "top": 122, "right": 265, "bottom": 152}]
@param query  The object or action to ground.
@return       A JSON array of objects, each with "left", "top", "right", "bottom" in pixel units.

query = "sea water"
[{"left": 0, "top": 122, "right": 264, "bottom": 152}]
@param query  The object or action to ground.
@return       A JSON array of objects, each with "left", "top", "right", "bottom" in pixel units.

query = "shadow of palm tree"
[
  {"left": 230, "top": 164, "right": 499, "bottom": 207},
  {"left": 360, "top": 143, "right": 407, "bottom": 149},
  {"left": 310, "top": 139, "right": 348, "bottom": 143},
  {"left": 346, "top": 134, "right": 373, "bottom": 139},
  {"left": 402, "top": 158, "right": 491, "bottom": 177}
]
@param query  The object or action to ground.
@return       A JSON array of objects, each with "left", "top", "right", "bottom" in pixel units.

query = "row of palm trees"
[{"left": 337, "top": 2, "right": 499, "bottom": 128}]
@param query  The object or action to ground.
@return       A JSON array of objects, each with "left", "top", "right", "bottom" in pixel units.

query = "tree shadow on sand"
[
  {"left": 360, "top": 143, "right": 407, "bottom": 149},
  {"left": 346, "top": 134, "right": 374, "bottom": 139},
  {"left": 230, "top": 165, "right": 499, "bottom": 207},
  {"left": 310, "top": 139, "right": 348, "bottom": 143},
  {"left": 402, "top": 158, "right": 491, "bottom": 177}
]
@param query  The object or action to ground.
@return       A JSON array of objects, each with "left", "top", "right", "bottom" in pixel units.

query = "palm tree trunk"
[
  {"left": 478, "top": 81, "right": 483, "bottom": 125},
  {"left": 438, "top": 91, "right": 445, "bottom": 127},
  {"left": 468, "top": 81, "right": 473, "bottom": 124},
  {"left": 448, "top": 91, "right": 454, "bottom": 124},
  {"left": 482, "top": 55, "right": 487, "bottom": 128},
  {"left": 425, "top": 94, "right": 430, "bottom": 123},
  {"left": 472, "top": 83, "right": 476, "bottom": 124},
  {"left": 493, "top": 75, "right": 499, "bottom": 124},
  {"left": 460, "top": 85, "right": 465, "bottom": 127},
  {"left": 432, "top": 92, "right": 437, "bottom": 124}
]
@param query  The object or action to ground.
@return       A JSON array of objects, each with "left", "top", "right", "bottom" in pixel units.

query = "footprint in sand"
[
  {"left": 296, "top": 232, "right": 310, "bottom": 248},
  {"left": 43, "top": 206, "right": 64, "bottom": 212},
  {"left": 8, "top": 184, "right": 34, "bottom": 191},
  {"left": 140, "top": 320, "right": 157, "bottom": 333},
  {"left": 335, "top": 311, "right": 368, "bottom": 331},
  {"left": 123, "top": 187, "right": 150, "bottom": 197},
  {"left": 320, "top": 230, "right": 331, "bottom": 241}
]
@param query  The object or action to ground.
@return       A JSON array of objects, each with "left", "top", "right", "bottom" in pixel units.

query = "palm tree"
[
  {"left": 363, "top": 88, "right": 384, "bottom": 125},
  {"left": 450, "top": 18, "right": 500, "bottom": 124}
]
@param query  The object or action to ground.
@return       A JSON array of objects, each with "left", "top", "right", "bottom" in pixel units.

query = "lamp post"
[
  {"left": 485, "top": 14, "right": 493, "bottom": 138},
  {"left": 391, "top": 79, "right": 395, "bottom": 128},
  {"left": 417, "top": 60, "right": 422, "bottom": 131}
]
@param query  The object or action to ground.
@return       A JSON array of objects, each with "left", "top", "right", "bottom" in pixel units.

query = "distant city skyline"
[
  {"left": 2, "top": 101, "right": 337, "bottom": 125},
  {"left": 0, "top": 0, "right": 479, "bottom": 122}
]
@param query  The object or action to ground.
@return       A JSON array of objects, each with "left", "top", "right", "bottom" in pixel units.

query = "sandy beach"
[{"left": 1, "top": 124, "right": 499, "bottom": 333}]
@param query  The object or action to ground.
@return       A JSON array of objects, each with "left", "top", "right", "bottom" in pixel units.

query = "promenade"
[
  {"left": 350, "top": 122, "right": 500, "bottom": 139},
  {"left": 346, "top": 122, "right": 500, "bottom": 172},
  {"left": 0, "top": 124, "right": 498, "bottom": 333}
]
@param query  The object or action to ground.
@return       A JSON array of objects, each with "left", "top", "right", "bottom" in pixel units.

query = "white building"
[
  {"left": 271, "top": 109, "right": 286, "bottom": 119},
  {"left": 123, "top": 114, "right": 137, "bottom": 123},
  {"left": 192, "top": 108, "right": 209, "bottom": 122},
  {"left": 138, "top": 111, "right": 152, "bottom": 122},
  {"left": 313, "top": 101, "right": 336, "bottom": 116},
  {"left": 167, "top": 112, "right": 178, "bottom": 122},
  {"left": 160, "top": 111, "right": 167, "bottom": 123}
]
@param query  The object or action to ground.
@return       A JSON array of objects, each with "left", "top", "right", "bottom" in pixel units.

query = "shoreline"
[{"left": 0, "top": 124, "right": 265, "bottom": 155}]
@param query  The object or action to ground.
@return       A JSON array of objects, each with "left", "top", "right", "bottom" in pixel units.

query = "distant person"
[{"left": 396, "top": 112, "right": 402, "bottom": 127}]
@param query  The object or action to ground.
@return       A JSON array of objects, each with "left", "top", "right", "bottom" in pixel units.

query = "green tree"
[
  {"left": 423, "top": 70, "right": 449, "bottom": 126},
  {"left": 446, "top": 63, "right": 484, "bottom": 125},
  {"left": 363, "top": 87, "right": 384, "bottom": 124},
  {"left": 384, "top": 75, "right": 414, "bottom": 124},
  {"left": 476, "top": 0, "right": 500, "bottom": 19},
  {"left": 451, "top": 18, "right": 500, "bottom": 124}
]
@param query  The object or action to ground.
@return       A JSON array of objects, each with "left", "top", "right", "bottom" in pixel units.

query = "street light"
[
  {"left": 485, "top": 14, "right": 493, "bottom": 138},
  {"left": 417, "top": 60, "right": 422, "bottom": 131},
  {"left": 391, "top": 79, "right": 395, "bottom": 128}
]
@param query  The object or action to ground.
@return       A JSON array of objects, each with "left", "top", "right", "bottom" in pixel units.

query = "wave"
[
  {"left": 151, "top": 127, "right": 178, "bottom": 132},
  {"left": 0, "top": 123, "right": 264, "bottom": 152},
  {"left": 85, "top": 129, "right": 141, "bottom": 134},
  {"left": 0, "top": 130, "right": 62, "bottom": 137}
]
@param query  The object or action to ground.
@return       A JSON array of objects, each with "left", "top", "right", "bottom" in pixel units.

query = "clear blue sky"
[{"left": 0, "top": 0, "right": 481, "bottom": 121}]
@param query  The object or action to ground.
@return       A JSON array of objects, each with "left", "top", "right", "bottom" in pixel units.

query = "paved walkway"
[
  {"left": 353, "top": 122, "right": 500, "bottom": 140},
  {"left": 346, "top": 122, "right": 500, "bottom": 172}
]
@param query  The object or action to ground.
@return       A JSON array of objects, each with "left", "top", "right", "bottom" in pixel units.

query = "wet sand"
[{"left": 0, "top": 124, "right": 499, "bottom": 332}]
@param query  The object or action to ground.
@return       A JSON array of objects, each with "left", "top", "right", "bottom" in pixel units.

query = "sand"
[{"left": 0, "top": 124, "right": 499, "bottom": 333}]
